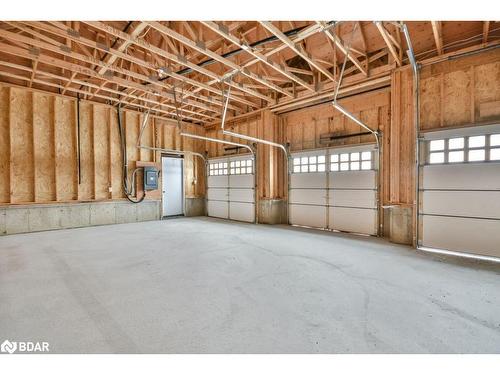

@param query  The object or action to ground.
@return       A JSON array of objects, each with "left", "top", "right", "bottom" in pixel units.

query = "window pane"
[
  {"left": 241, "top": 160, "right": 247, "bottom": 167},
  {"left": 223, "top": 169, "right": 228, "bottom": 175},
  {"left": 330, "top": 163, "right": 338, "bottom": 171},
  {"left": 340, "top": 162, "right": 349, "bottom": 171},
  {"left": 318, "top": 155, "right": 325, "bottom": 163},
  {"left": 246, "top": 167, "right": 252, "bottom": 174},
  {"left": 491, "top": 134, "right": 500, "bottom": 147},
  {"left": 469, "top": 135, "right": 485, "bottom": 148},
  {"left": 309, "top": 164, "right": 317, "bottom": 172},
  {"left": 309, "top": 156, "right": 317, "bottom": 164},
  {"left": 448, "top": 151, "right": 464, "bottom": 163},
  {"left": 235, "top": 168, "right": 240, "bottom": 174},
  {"left": 430, "top": 139, "right": 445, "bottom": 151},
  {"left": 350, "top": 152, "right": 359, "bottom": 161},
  {"left": 448, "top": 137, "right": 464, "bottom": 150},
  {"left": 293, "top": 158, "right": 300, "bottom": 165},
  {"left": 331, "top": 154, "right": 339, "bottom": 162},
  {"left": 247, "top": 159, "right": 253, "bottom": 167},
  {"left": 430, "top": 152, "right": 444, "bottom": 164},
  {"left": 293, "top": 166, "right": 300, "bottom": 173},
  {"left": 340, "top": 153, "right": 349, "bottom": 162},
  {"left": 223, "top": 162, "right": 228, "bottom": 168},
  {"left": 318, "top": 164, "right": 325, "bottom": 172},
  {"left": 235, "top": 161, "right": 241, "bottom": 167},
  {"left": 361, "top": 161, "right": 371, "bottom": 170},
  {"left": 351, "top": 161, "right": 360, "bottom": 170},
  {"left": 301, "top": 165, "right": 308, "bottom": 172},
  {"left": 300, "top": 157, "right": 307, "bottom": 164},
  {"left": 469, "top": 149, "right": 485, "bottom": 161},
  {"left": 361, "top": 151, "right": 371, "bottom": 160},
  {"left": 490, "top": 148, "right": 500, "bottom": 160},
  {"left": 230, "top": 168, "right": 235, "bottom": 174}
]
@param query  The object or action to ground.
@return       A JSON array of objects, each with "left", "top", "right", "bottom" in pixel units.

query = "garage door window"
[
  {"left": 230, "top": 159, "right": 253, "bottom": 175},
  {"left": 209, "top": 162, "right": 228, "bottom": 176},
  {"left": 292, "top": 155, "right": 326, "bottom": 173},
  {"left": 428, "top": 133, "right": 500, "bottom": 164},
  {"left": 330, "top": 151, "right": 372, "bottom": 172}
]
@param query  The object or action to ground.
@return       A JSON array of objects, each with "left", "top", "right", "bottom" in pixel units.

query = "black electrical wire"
[{"left": 117, "top": 104, "right": 146, "bottom": 204}]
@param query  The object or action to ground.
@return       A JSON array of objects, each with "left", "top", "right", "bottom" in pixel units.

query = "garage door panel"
[
  {"left": 289, "top": 204, "right": 327, "bottom": 228},
  {"left": 423, "top": 190, "right": 500, "bottom": 219},
  {"left": 208, "top": 175, "right": 229, "bottom": 188},
  {"left": 423, "top": 163, "right": 500, "bottom": 190},
  {"left": 229, "top": 202, "right": 255, "bottom": 222},
  {"left": 422, "top": 215, "right": 500, "bottom": 258},
  {"left": 207, "top": 188, "right": 228, "bottom": 201},
  {"left": 290, "top": 189, "right": 326, "bottom": 205},
  {"left": 229, "top": 174, "right": 253, "bottom": 188},
  {"left": 329, "top": 207, "right": 377, "bottom": 235},
  {"left": 207, "top": 201, "right": 228, "bottom": 219},
  {"left": 229, "top": 188, "right": 254, "bottom": 203},
  {"left": 328, "top": 189, "right": 376, "bottom": 208},
  {"left": 291, "top": 173, "right": 326, "bottom": 189},
  {"left": 329, "top": 170, "right": 376, "bottom": 189}
]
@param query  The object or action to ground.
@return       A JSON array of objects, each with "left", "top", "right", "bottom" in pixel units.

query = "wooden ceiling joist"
[
  {"left": 83, "top": 21, "right": 267, "bottom": 106},
  {"left": 375, "top": 21, "right": 402, "bottom": 66},
  {"left": 316, "top": 21, "right": 368, "bottom": 76},
  {"left": 431, "top": 21, "right": 444, "bottom": 55},
  {"left": 201, "top": 21, "right": 315, "bottom": 93},
  {"left": 146, "top": 21, "right": 292, "bottom": 99},
  {"left": 259, "top": 21, "right": 337, "bottom": 83}
]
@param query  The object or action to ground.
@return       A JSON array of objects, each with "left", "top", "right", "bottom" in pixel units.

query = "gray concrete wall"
[
  {"left": 0, "top": 200, "right": 161, "bottom": 236},
  {"left": 184, "top": 197, "right": 206, "bottom": 217},
  {"left": 258, "top": 199, "right": 287, "bottom": 224}
]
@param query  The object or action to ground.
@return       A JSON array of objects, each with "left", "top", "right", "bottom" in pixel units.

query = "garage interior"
[{"left": 0, "top": 20, "right": 499, "bottom": 353}]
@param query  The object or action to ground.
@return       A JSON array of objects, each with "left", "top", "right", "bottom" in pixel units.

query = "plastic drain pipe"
[
  {"left": 219, "top": 82, "right": 291, "bottom": 223},
  {"left": 180, "top": 132, "right": 258, "bottom": 223}
]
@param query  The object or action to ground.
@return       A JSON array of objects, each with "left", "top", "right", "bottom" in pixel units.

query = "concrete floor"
[{"left": 0, "top": 217, "right": 499, "bottom": 354}]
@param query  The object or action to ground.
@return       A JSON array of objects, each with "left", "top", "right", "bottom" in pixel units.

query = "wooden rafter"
[
  {"left": 483, "top": 21, "right": 490, "bottom": 43},
  {"left": 375, "top": 21, "right": 402, "bottom": 66},
  {"left": 431, "top": 21, "right": 444, "bottom": 55},
  {"left": 259, "top": 21, "right": 336, "bottom": 83},
  {"left": 146, "top": 21, "right": 292, "bottom": 99},
  {"left": 201, "top": 21, "right": 314, "bottom": 93},
  {"left": 316, "top": 21, "right": 367, "bottom": 76},
  {"left": 83, "top": 21, "right": 268, "bottom": 105}
]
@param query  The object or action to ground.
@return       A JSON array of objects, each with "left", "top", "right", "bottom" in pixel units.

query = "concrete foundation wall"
[
  {"left": 184, "top": 197, "right": 206, "bottom": 217},
  {"left": 386, "top": 205, "right": 413, "bottom": 245},
  {"left": 258, "top": 199, "right": 287, "bottom": 224},
  {"left": 0, "top": 200, "right": 160, "bottom": 235}
]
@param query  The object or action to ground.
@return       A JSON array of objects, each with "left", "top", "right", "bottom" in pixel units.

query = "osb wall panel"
[
  {"left": 0, "top": 83, "right": 205, "bottom": 205},
  {"left": 420, "top": 48, "right": 500, "bottom": 129},
  {"left": 206, "top": 112, "right": 286, "bottom": 199}
]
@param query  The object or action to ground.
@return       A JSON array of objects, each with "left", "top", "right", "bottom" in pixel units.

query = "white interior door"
[
  {"left": 420, "top": 125, "right": 500, "bottom": 259},
  {"left": 162, "top": 156, "right": 184, "bottom": 216}
]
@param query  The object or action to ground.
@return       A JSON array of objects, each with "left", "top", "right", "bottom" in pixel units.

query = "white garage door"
[
  {"left": 207, "top": 155, "right": 255, "bottom": 223},
  {"left": 289, "top": 144, "right": 378, "bottom": 235},
  {"left": 420, "top": 125, "right": 500, "bottom": 259}
]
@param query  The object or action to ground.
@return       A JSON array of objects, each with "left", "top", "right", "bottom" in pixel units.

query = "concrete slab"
[
  {"left": 28, "top": 206, "right": 62, "bottom": 232},
  {"left": 67, "top": 204, "right": 91, "bottom": 228},
  {"left": 0, "top": 208, "right": 6, "bottom": 235},
  {"left": 0, "top": 217, "right": 499, "bottom": 354},
  {"left": 137, "top": 201, "right": 159, "bottom": 222}
]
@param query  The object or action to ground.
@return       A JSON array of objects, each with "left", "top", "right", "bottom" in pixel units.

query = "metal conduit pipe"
[{"left": 180, "top": 132, "right": 258, "bottom": 223}]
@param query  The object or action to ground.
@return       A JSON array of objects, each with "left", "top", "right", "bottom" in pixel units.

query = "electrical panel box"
[{"left": 144, "top": 167, "right": 159, "bottom": 191}]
